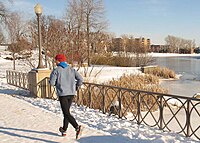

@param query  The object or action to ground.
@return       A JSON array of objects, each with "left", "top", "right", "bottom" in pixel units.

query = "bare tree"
[
  {"left": 38, "top": 15, "right": 55, "bottom": 68},
  {"left": 6, "top": 12, "right": 29, "bottom": 70},
  {"left": 0, "top": 1, "right": 9, "bottom": 43},
  {"left": 165, "top": 35, "right": 196, "bottom": 53},
  {"left": 46, "top": 18, "right": 67, "bottom": 68},
  {"left": 165, "top": 35, "right": 180, "bottom": 53},
  {"left": 66, "top": 0, "right": 87, "bottom": 66},
  {"left": 65, "top": 0, "right": 86, "bottom": 65},
  {"left": 120, "top": 34, "right": 135, "bottom": 56},
  {"left": 0, "top": 29, "right": 4, "bottom": 44},
  {"left": 92, "top": 32, "right": 110, "bottom": 53},
  {"left": 66, "top": 0, "right": 108, "bottom": 66},
  {"left": 83, "top": 0, "right": 108, "bottom": 66},
  {"left": 29, "top": 16, "right": 67, "bottom": 69},
  {"left": 0, "top": 1, "right": 8, "bottom": 23}
]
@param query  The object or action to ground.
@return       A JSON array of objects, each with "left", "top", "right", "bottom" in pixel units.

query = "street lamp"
[{"left": 34, "top": 3, "right": 44, "bottom": 68}]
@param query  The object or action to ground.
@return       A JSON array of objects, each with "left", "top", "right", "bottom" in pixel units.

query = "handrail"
[
  {"left": 6, "top": 70, "right": 28, "bottom": 90},
  {"left": 77, "top": 82, "right": 200, "bottom": 140},
  {"left": 83, "top": 82, "right": 200, "bottom": 101}
]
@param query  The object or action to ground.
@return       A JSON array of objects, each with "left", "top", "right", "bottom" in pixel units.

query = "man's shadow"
[
  {"left": 0, "top": 126, "right": 59, "bottom": 143},
  {"left": 77, "top": 135, "right": 144, "bottom": 143},
  {"left": 0, "top": 88, "right": 33, "bottom": 97}
]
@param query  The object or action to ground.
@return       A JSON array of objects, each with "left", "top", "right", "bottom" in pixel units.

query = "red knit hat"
[{"left": 55, "top": 54, "right": 66, "bottom": 62}]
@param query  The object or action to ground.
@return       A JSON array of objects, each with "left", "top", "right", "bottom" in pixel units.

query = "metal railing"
[
  {"left": 6, "top": 70, "right": 200, "bottom": 140},
  {"left": 77, "top": 82, "right": 200, "bottom": 140}
]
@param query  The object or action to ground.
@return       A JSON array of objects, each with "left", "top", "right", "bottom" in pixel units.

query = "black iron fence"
[
  {"left": 77, "top": 82, "right": 200, "bottom": 140},
  {"left": 6, "top": 70, "right": 200, "bottom": 140}
]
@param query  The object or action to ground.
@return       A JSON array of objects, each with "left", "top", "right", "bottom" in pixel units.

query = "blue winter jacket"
[{"left": 49, "top": 62, "right": 83, "bottom": 96}]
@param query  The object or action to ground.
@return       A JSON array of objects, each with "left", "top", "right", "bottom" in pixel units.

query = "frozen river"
[{"left": 154, "top": 56, "right": 200, "bottom": 97}]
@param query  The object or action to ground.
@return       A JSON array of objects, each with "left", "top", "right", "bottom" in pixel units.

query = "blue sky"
[{"left": 4, "top": 0, "right": 200, "bottom": 45}]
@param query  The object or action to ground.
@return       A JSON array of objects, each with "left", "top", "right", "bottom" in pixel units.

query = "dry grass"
[
  {"left": 107, "top": 74, "right": 168, "bottom": 112},
  {"left": 144, "top": 66, "right": 176, "bottom": 79},
  {"left": 77, "top": 73, "right": 169, "bottom": 116},
  {"left": 108, "top": 74, "right": 159, "bottom": 88}
]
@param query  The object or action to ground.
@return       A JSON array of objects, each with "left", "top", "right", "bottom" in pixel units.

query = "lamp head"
[{"left": 34, "top": 3, "right": 42, "bottom": 15}]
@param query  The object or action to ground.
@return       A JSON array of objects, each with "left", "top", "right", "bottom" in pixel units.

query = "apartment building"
[{"left": 111, "top": 37, "right": 151, "bottom": 52}]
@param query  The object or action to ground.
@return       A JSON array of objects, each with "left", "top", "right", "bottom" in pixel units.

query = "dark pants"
[{"left": 59, "top": 96, "right": 78, "bottom": 131}]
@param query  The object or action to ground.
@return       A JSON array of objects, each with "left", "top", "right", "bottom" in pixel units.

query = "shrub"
[
  {"left": 91, "top": 52, "right": 153, "bottom": 67},
  {"left": 144, "top": 66, "right": 176, "bottom": 79},
  {"left": 91, "top": 54, "right": 133, "bottom": 67}
]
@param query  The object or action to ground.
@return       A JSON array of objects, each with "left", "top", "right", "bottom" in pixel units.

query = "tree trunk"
[
  {"left": 13, "top": 53, "right": 16, "bottom": 70},
  {"left": 87, "top": 15, "right": 90, "bottom": 67}
]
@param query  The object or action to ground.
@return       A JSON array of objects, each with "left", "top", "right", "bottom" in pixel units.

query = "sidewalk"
[{"left": 0, "top": 94, "right": 105, "bottom": 143}]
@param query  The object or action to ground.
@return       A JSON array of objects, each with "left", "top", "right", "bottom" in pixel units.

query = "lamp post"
[{"left": 34, "top": 3, "right": 44, "bottom": 68}]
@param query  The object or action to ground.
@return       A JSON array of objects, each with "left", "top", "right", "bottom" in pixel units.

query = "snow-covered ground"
[{"left": 0, "top": 49, "right": 199, "bottom": 142}]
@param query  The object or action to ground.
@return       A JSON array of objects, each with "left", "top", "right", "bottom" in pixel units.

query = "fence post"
[
  {"left": 6, "top": 71, "right": 8, "bottom": 83},
  {"left": 18, "top": 72, "right": 21, "bottom": 87},
  {"left": 11, "top": 71, "right": 13, "bottom": 85},
  {"left": 88, "top": 84, "right": 92, "bottom": 108},
  {"left": 22, "top": 73, "right": 25, "bottom": 88},
  {"left": 159, "top": 96, "right": 164, "bottom": 130},
  {"left": 25, "top": 73, "right": 28, "bottom": 89},
  {"left": 76, "top": 87, "right": 80, "bottom": 106},
  {"left": 137, "top": 92, "right": 141, "bottom": 125},
  {"left": 15, "top": 72, "right": 17, "bottom": 86},
  {"left": 118, "top": 89, "right": 122, "bottom": 118},
  {"left": 9, "top": 71, "right": 11, "bottom": 84},
  {"left": 17, "top": 72, "right": 19, "bottom": 86},
  {"left": 102, "top": 86, "right": 106, "bottom": 114},
  {"left": 186, "top": 99, "right": 191, "bottom": 137},
  {"left": 14, "top": 71, "right": 16, "bottom": 85},
  {"left": 45, "top": 78, "right": 48, "bottom": 98}
]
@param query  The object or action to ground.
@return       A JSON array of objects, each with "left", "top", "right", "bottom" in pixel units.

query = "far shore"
[{"left": 150, "top": 52, "right": 200, "bottom": 57}]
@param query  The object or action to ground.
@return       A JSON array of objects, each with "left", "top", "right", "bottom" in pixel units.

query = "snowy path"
[
  {"left": 0, "top": 94, "right": 107, "bottom": 143},
  {"left": 0, "top": 94, "right": 198, "bottom": 143}
]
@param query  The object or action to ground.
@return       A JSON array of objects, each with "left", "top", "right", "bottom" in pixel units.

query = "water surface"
[{"left": 154, "top": 56, "right": 200, "bottom": 97}]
